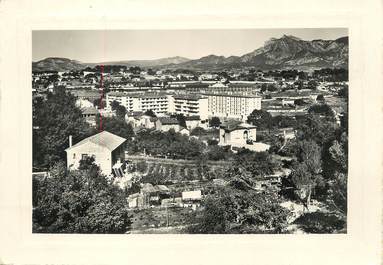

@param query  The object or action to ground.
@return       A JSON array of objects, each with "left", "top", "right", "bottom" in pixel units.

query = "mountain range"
[{"left": 32, "top": 35, "right": 348, "bottom": 72}]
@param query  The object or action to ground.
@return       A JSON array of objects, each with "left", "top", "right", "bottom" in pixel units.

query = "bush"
[
  {"left": 32, "top": 162, "right": 131, "bottom": 233},
  {"left": 294, "top": 211, "right": 346, "bottom": 233}
]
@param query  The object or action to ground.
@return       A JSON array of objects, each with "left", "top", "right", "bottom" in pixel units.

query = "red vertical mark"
[{"left": 99, "top": 64, "right": 104, "bottom": 132}]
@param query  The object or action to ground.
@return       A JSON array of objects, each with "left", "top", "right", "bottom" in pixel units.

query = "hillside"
[
  {"left": 32, "top": 35, "right": 348, "bottom": 72},
  {"left": 33, "top": 56, "right": 190, "bottom": 72},
  {"left": 98, "top": 56, "right": 191, "bottom": 67},
  {"left": 176, "top": 35, "right": 348, "bottom": 70},
  {"left": 32, "top": 57, "right": 85, "bottom": 72}
]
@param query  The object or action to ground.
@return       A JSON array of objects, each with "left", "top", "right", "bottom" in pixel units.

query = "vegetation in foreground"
[{"left": 32, "top": 85, "right": 348, "bottom": 234}]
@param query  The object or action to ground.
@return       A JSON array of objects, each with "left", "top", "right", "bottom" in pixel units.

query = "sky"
[{"left": 32, "top": 28, "right": 347, "bottom": 63}]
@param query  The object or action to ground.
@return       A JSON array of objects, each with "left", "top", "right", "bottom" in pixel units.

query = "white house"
[
  {"left": 65, "top": 131, "right": 126, "bottom": 176},
  {"left": 219, "top": 121, "right": 257, "bottom": 147},
  {"left": 218, "top": 121, "right": 270, "bottom": 152}
]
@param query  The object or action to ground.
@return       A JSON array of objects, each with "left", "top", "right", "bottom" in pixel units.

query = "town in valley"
[{"left": 32, "top": 30, "right": 348, "bottom": 234}]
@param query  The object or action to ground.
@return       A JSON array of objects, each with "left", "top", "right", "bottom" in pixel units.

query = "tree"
[
  {"left": 294, "top": 98, "right": 305, "bottom": 106},
  {"left": 136, "top": 160, "right": 148, "bottom": 173},
  {"left": 96, "top": 115, "right": 134, "bottom": 139},
  {"left": 316, "top": 94, "right": 325, "bottom": 102},
  {"left": 127, "top": 128, "right": 205, "bottom": 160},
  {"left": 110, "top": 100, "right": 120, "bottom": 111},
  {"left": 295, "top": 114, "right": 337, "bottom": 145},
  {"left": 247, "top": 109, "right": 273, "bottom": 131},
  {"left": 33, "top": 89, "right": 96, "bottom": 169},
  {"left": 308, "top": 104, "right": 334, "bottom": 118},
  {"left": 260, "top": 83, "right": 268, "bottom": 93},
  {"left": 291, "top": 140, "right": 323, "bottom": 209},
  {"left": 324, "top": 133, "right": 348, "bottom": 220},
  {"left": 338, "top": 86, "right": 348, "bottom": 98},
  {"left": 326, "top": 172, "right": 347, "bottom": 219},
  {"left": 147, "top": 68, "right": 156, "bottom": 75},
  {"left": 294, "top": 211, "right": 346, "bottom": 233},
  {"left": 190, "top": 127, "right": 206, "bottom": 137},
  {"left": 295, "top": 80, "right": 304, "bottom": 90},
  {"left": 233, "top": 150, "right": 280, "bottom": 178},
  {"left": 189, "top": 186, "right": 291, "bottom": 234},
  {"left": 144, "top": 109, "right": 156, "bottom": 117},
  {"left": 209, "top": 117, "right": 221, "bottom": 128},
  {"left": 171, "top": 113, "right": 186, "bottom": 128},
  {"left": 271, "top": 115, "right": 297, "bottom": 128},
  {"left": 115, "top": 105, "right": 127, "bottom": 119},
  {"left": 206, "top": 145, "right": 229, "bottom": 161},
  {"left": 32, "top": 161, "right": 131, "bottom": 233},
  {"left": 267, "top": 84, "right": 278, "bottom": 92},
  {"left": 307, "top": 80, "right": 318, "bottom": 90}
]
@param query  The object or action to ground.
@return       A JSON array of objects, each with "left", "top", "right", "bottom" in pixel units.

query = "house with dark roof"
[
  {"left": 155, "top": 117, "right": 180, "bottom": 132},
  {"left": 218, "top": 120, "right": 271, "bottom": 152},
  {"left": 81, "top": 106, "right": 99, "bottom": 127},
  {"left": 184, "top": 115, "right": 205, "bottom": 130},
  {"left": 65, "top": 131, "right": 127, "bottom": 175},
  {"left": 219, "top": 121, "right": 257, "bottom": 147}
]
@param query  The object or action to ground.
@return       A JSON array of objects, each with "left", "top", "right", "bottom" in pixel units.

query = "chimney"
[{"left": 69, "top": 135, "right": 73, "bottom": 147}]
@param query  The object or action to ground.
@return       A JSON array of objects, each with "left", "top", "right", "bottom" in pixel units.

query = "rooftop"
[
  {"left": 203, "top": 92, "right": 261, "bottom": 98},
  {"left": 220, "top": 120, "right": 256, "bottom": 132},
  {"left": 173, "top": 94, "right": 205, "bottom": 100},
  {"left": 184, "top": 115, "right": 201, "bottom": 121},
  {"left": 81, "top": 107, "right": 99, "bottom": 115},
  {"left": 65, "top": 131, "right": 126, "bottom": 152},
  {"left": 158, "top": 117, "right": 179, "bottom": 125},
  {"left": 108, "top": 92, "right": 168, "bottom": 98}
]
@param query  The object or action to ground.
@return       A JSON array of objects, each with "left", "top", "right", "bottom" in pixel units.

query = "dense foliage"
[
  {"left": 33, "top": 160, "right": 131, "bottom": 233},
  {"left": 209, "top": 117, "right": 221, "bottom": 128},
  {"left": 190, "top": 187, "right": 290, "bottom": 234},
  {"left": 96, "top": 115, "right": 135, "bottom": 140},
  {"left": 127, "top": 129, "right": 205, "bottom": 159},
  {"left": 33, "top": 89, "right": 95, "bottom": 169}
]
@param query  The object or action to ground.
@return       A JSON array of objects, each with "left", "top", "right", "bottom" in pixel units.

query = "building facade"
[
  {"left": 65, "top": 131, "right": 126, "bottom": 176},
  {"left": 206, "top": 93, "right": 262, "bottom": 120},
  {"left": 219, "top": 122, "right": 257, "bottom": 147},
  {"left": 106, "top": 92, "right": 170, "bottom": 115},
  {"left": 171, "top": 94, "right": 209, "bottom": 120}
]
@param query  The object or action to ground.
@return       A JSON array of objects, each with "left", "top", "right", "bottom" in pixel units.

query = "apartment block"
[
  {"left": 106, "top": 92, "right": 169, "bottom": 115},
  {"left": 205, "top": 93, "right": 262, "bottom": 120},
  {"left": 171, "top": 94, "right": 209, "bottom": 120}
]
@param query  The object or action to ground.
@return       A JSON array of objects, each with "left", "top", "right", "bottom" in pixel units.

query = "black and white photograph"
[{"left": 31, "top": 28, "right": 349, "bottom": 234}]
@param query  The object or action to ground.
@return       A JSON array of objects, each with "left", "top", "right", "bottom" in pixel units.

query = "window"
[
  {"left": 73, "top": 153, "right": 76, "bottom": 159},
  {"left": 243, "top": 130, "right": 249, "bottom": 140}
]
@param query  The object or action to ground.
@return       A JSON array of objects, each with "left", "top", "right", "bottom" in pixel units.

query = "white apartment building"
[
  {"left": 106, "top": 92, "right": 209, "bottom": 119},
  {"left": 106, "top": 92, "right": 171, "bottom": 115},
  {"left": 205, "top": 93, "right": 262, "bottom": 120},
  {"left": 171, "top": 94, "right": 209, "bottom": 120},
  {"left": 106, "top": 91, "right": 260, "bottom": 121}
]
